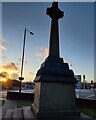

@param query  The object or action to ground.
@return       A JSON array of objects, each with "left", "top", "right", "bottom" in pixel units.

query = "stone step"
[
  {"left": 13, "top": 108, "right": 23, "bottom": 120},
  {"left": 2, "top": 106, "right": 36, "bottom": 120},
  {"left": 23, "top": 106, "right": 35, "bottom": 119},
  {"left": 2, "top": 100, "right": 17, "bottom": 118},
  {"left": 3, "top": 109, "right": 14, "bottom": 120}
]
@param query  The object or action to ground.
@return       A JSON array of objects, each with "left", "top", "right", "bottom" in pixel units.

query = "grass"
[
  {"left": 17, "top": 100, "right": 33, "bottom": 108},
  {"left": 78, "top": 107, "right": 96, "bottom": 118},
  {"left": 0, "top": 100, "right": 2, "bottom": 106},
  {"left": 0, "top": 100, "right": 5, "bottom": 105}
]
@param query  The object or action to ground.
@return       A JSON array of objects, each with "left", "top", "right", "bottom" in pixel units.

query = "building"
[
  {"left": 75, "top": 75, "right": 81, "bottom": 82},
  {"left": 75, "top": 75, "right": 82, "bottom": 89}
]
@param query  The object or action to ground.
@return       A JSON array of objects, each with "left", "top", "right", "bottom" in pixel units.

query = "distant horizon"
[{"left": 0, "top": 78, "right": 95, "bottom": 83}]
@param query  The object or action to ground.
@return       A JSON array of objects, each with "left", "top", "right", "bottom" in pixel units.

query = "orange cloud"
[
  {"left": 0, "top": 62, "right": 19, "bottom": 74},
  {"left": 43, "top": 48, "right": 49, "bottom": 58},
  {"left": 0, "top": 62, "right": 20, "bottom": 81}
]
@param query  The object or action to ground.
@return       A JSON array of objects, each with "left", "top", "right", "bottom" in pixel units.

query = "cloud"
[
  {"left": 0, "top": 38, "right": 6, "bottom": 42},
  {"left": 35, "top": 48, "right": 43, "bottom": 58},
  {"left": 0, "top": 62, "right": 20, "bottom": 81},
  {"left": 43, "top": 48, "right": 49, "bottom": 58},
  {"left": 24, "top": 71, "right": 34, "bottom": 82},
  {"left": 0, "top": 38, "right": 7, "bottom": 58},
  {"left": 0, "top": 52, "right": 6, "bottom": 58},
  {"left": 0, "top": 72, "right": 9, "bottom": 78},
  {"left": 0, "top": 45, "right": 7, "bottom": 51},
  {"left": 0, "top": 45, "right": 7, "bottom": 58},
  {"left": 0, "top": 62, "right": 19, "bottom": 74},
  {"left": 28, "top": 72, "right": 33, "bottom": 75},
  {"left": 35, "top": 47, "right": 49, "bottom": 60},
  {"left": 26, "top": 72, "right": 34, "bottom": 78}
]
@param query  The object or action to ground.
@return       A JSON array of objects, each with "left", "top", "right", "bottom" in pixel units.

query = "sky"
[{"left": 0, "top": 2, "right": 94, "bottom": 82}]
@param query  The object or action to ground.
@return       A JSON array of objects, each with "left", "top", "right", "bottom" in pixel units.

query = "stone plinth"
[{"left": 32, "top": 84, "right": 80, "bottom": 119}]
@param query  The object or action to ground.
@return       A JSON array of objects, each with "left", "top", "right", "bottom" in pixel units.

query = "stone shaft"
[{"left": 49, "top": 19, "right": 59, "bottom": 57}]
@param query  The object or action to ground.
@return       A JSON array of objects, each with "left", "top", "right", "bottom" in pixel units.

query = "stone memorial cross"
[{"left": 47, "top": 2, "right": 64, "bottom": 57}]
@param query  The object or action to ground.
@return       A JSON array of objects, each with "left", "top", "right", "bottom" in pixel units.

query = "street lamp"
[{"left": 19, "top": 28, "right": 33, "bottom": 93}]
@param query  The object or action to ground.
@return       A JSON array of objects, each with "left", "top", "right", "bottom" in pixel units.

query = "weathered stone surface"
[
  {"left": 3, "top": 109, "right": 14, "bottom": 120},
  {"left": 2, "top": 100, "right": 17, "bottom": 118},
  {"left": 32, "top": 82, "right": 80, "bottom": 119},
  {"left": 13, "top": 108, "right": 23, "bottom": 120},
  {"left": 23, "top": 106, "right": 35, "bottom": 119}
]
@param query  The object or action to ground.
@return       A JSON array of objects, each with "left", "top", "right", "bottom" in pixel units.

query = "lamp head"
[
  {"left": 19, "top": 77, "right": 24, "bottom": 81},
  {"left": 30, "top": 32, "right": 34, "bottom": 35}
]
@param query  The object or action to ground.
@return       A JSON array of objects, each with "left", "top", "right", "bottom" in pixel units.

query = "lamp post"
[{"left": 19, "top": 28, "right": 33, "bottom": 93}]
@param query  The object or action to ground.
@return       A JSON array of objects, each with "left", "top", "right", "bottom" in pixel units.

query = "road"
[
  {"left": 0, "top": 89, "right": 96, "bottom": 100},
  {"left": 0, "top": 90, "right": 7, "bottom": 100},
  {"left": 75, "top": 89, "right": 96, "bottom": 100},
  {"left": 0, "top": 89, "right": 34, "bottom": 100}
]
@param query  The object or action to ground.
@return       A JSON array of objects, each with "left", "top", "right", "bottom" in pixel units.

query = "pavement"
[
  {"left": 1, "top": 100, "right": 17, "bottom": 119},
  {"left": 75, "top": 89, "right": 96, "bottom": 100}
]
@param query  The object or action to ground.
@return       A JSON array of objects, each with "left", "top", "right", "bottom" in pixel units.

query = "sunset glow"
[
  {"left": 0, "top": 67, "right": 19, "bottom": 74},
  {"left": 0, "top": 62, "right": 20, "bottom": 81},
  {"left": 2, "top": 77, "right": 7, "bottom": 82}
]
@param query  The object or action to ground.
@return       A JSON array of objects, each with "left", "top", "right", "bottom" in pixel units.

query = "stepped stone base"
[
  {"left": 34, "top": 57, "right": 77, "bottom": 83},
  {"left": 2, "top": 106, "right": 35, "bottom": 120}
]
